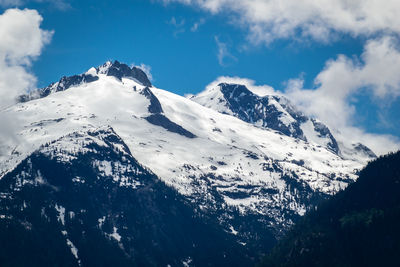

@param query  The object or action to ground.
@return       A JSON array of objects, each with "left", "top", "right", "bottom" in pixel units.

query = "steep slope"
[
  {"left": 191, "top": 82, "right": 376, "bottom": 159},
  {"left": 261, "top": 151, "right": 400, "bottom": 267},
  {"left": 0, "top": 127, "right": 261, "bottom": 266},
  {"left": 18, "top": 60, "right": 151, "bottom": 103},
  {"left": 0, "top": 61, "right": 370, "bottom": 255}
]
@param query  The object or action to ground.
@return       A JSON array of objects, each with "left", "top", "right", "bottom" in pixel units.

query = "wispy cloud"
[
  {"left": 38, "top": 0, "right": 71, "bottom": 10},
  {"left": 168, "top": 16, "right": 186, "bottom": 36},
  {"left": 190, "top": 18, "right": 205, "bottom": 32},
  {"left": 215, "top": 36, "right": 237, "bottom": 66},
  {"left": 205, "top": 76, "right": 275, "bottom": 97},
  {"left": 0, "top": 0, "right": 71, "bottom": 10},
  {"left": 162, "top": 0, "right": 400, "bottom": 45},
  {"left": 132, "top": 63, "right": 153, "bottom": 82},
  {"left": 0, "top": 0, "right": 22, "bottom": 7}
]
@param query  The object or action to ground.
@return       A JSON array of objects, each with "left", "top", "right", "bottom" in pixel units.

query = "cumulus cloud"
[
  {"left": 0, "top": 8, "right": 52, "bottom": 144},
  {"left": 162, "top": 0, "right": 400, "bottom": 44},
  {"left": 0, "top": 8, "right": 52, "bottom": 109},
  {"left": 205, "top": 76, "right": 275, "bottom": 97},
  {"left": 285, "top": 36, "right": 400, "bottom": 154},
  {"left": 203, "top": 37, "right": 400, "bottom": 155},
  {"left": 163, "top": 0, "right": 400, "bottom": 154},
  {"left": 286, "top": 37, "right": 400, "bottom": 128}
]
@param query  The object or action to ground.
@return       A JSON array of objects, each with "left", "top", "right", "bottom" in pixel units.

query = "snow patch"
[
  {"left": 98, "top": 216, "right": 106, "bottom": 229},
  {"left": 182, "top": 257, "right": 193, "bottom": 267},
  {"left": 109, "top": 226, "right": 121, "bottom": 242},
  {"left": 229, "top": 225, "right": 238, "bottom": 235},
  {"left": 66, "top": 238, "right": 81, "bottom": 266},
  {"left": 55, "top": 204, "right": 66, "bottom": 226}
]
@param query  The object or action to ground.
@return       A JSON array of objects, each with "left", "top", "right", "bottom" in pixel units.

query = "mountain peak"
[
  {"left": 217, "top": 83, "right": 253, "bottom": 97},
  {"left": 192, "top": 82, "right": 308, "bottom": 138},
  {"left": 96, "top": 60, "right": 152, "bottom": 87},
  {"left": 192, "top": 82, "right": 347, "bottom": 154},
  {"left": 18, "top": 60, "right": 152, "bottom": 103}
]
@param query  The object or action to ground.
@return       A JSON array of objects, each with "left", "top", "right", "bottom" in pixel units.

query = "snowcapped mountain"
[
  {"left": 0, "top": 61, "right": 375, "bottom": 266},
  {"left": 191, "top": 82, "right": 364, "bottom": 158}
]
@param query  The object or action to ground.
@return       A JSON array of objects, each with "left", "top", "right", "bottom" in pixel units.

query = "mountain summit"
[
  {"left": 0, "top": 61, "right": 375, "bottom": 266},
  {"left": 192, "top": 82, "right": 375, "bottom": 159},
  {"left": 19, "top": 61, "right": 152, "bottom": 103},
  {"left": 96, "top": 60, "right": 152, "bottom": 86}
]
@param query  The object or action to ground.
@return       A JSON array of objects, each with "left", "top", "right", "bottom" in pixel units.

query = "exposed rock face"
[
  {"left": 0, "top": 127, "right": 261, "bottom": 266},
  {"left": 97, "top": 60, "right": 152, "bottom": 87},
  {"left": 18, "top": 60, "right": 152, "bottom": 103}
]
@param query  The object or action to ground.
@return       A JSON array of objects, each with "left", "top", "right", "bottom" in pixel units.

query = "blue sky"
[
  {"left": 0, "top": 0, "right": 399, "bottom": 153},
  {"left": 18, "top": 0, "right": 362, "bottom": 91}
]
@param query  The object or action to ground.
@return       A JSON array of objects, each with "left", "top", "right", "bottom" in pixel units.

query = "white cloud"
[
  {"left": 205, "top": 76, "right": 275, "bottom": 97},
  {"left": 169, "top": 16, "right": 185, "bottom": 27},
  {"left": 0, "top": 8, "right": 52, "bottom": 144},
  {"left": 163, "top": 0, "right": 400, "bottom": 154},
  {"left": 37, "top": 0, "right": 71, "bottom": 10},
  {"left": 168, "top": 16, "right": 186, "bottom": 36},
  {"left": 286, "top": 37, "right": 400, "bottom": 128},
  {"left": 337, "top": 127, "right": 399, "bottom": 156},
  {"left": 203, "top": 36, "right": 400, "bottom": 155},
  {"left": 190, "top": 18, "right": 205, "bottom": 32},
  {"left": 0, "top": 0, "right": 71, "bottom": 10},
  {"left": 0, "top": 0, "right": 22, "bottom": 7},
  {"left": 215, "top": 36, "right": 236, "bottom": 66},
  {"left": 162, "top": 0, "right": 400, "bottom": 44},
  {"left": 133, "top": 63, "right": 153, "bottom": 82},
  {"left": 285, "top": 36, "right": 400, "bottom": 155},
  {"left": 0, "top": 8, "right": 52, "bottom": 109}
]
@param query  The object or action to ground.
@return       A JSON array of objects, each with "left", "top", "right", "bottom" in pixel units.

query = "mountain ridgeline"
[
  {"left": 261, "top": 151, "right": 400, "bottom": 267},
  {"left": 0, "top": 61, "right": 378, "bottom": 266},
  {"left": 0, "top": 127, "right": 262, "bottom": 266}
]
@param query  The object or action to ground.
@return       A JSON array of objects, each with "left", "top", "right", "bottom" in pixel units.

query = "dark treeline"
[{"left": 260, "top": 151, "right": 400, "bottom": 267}]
